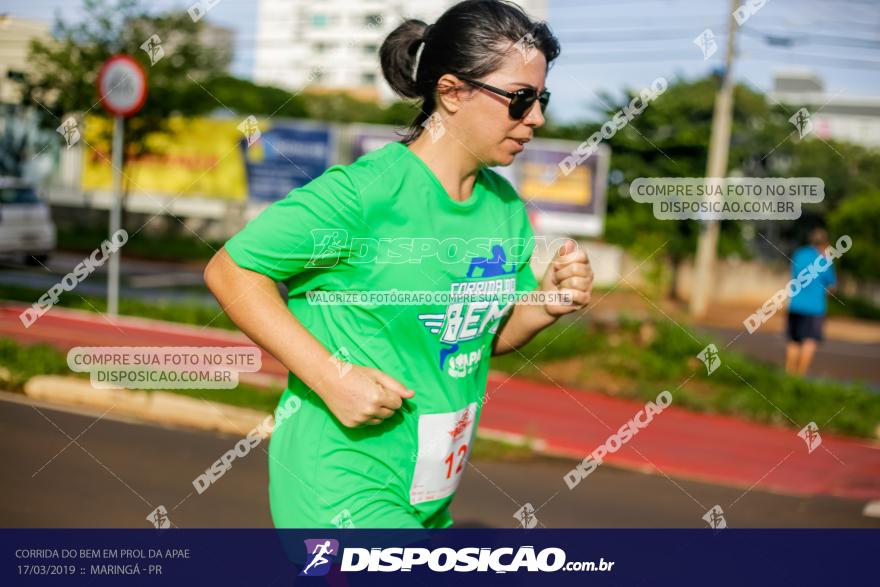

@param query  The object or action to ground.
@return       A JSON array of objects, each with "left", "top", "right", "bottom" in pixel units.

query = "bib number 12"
[
  {"left": 444, "top": 443, "right": 468, "bottom": 479},
  {"left": 409, "top": 403, "right": 477, "bottom": 505}
]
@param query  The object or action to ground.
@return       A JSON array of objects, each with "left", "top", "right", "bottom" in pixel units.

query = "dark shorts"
[{"left": 787, "top": 312, "right": 824, "bottom": 343}]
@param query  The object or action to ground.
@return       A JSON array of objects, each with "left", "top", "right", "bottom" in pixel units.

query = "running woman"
[{"left": 204, "top": 0, "right": 593, "bottom": 528}]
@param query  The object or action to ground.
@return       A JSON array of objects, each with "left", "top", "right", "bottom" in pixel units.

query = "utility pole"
[{"left": 689, "top": 0, "right": 741, "bottom": 317}]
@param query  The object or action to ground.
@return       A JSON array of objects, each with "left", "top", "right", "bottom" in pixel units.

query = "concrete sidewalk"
[{"left": 3, "top": 303, "right": 879, "bottom": 501}]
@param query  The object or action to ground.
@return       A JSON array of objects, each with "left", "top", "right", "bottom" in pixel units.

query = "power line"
[
  {"left": 554, "top": 25, "right": 726, "bottom": 40},
  {"left": 740, "top": 26, "right": 880, "bottom": 50},
  {"left": 553, "top": 51, "right": 880, "bottom": 70}
]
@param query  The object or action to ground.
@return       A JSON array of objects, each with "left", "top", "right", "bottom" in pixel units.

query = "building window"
[
  {"left": 365, "top": 14, "right": 382, "bottom": 27},
  {"left": 311, "top": 14, "right": 328, "bottom": 27},
  {"left": 363, "top": 43, "right": 378, "bottom": 55},
  {"left": 361, "top": 72, "right": 376, "bottom": 85}
]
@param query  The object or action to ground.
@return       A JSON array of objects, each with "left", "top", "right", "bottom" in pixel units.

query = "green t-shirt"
[{"left": 224, "top": 140, "right": 539, "bottom": 528}]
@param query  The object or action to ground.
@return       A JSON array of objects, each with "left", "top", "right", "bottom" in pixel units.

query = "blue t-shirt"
[{"left": 788, "top": 246, "right": 836, "bottom": 316}]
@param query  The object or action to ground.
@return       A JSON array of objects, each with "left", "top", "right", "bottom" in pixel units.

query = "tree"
[
  {"left": 540, "top": 75, "right": 880, "bottom": 298},
  {"left": 192, "top": 76, "right": 308, "bottom": 120},
  {"left": 828, "top": 190, "right": 880, "bottom": 283},
  {"left": 552, "top": 77, "right": 775, "bottom": 297},
  {"left": 25, "top": 0, "right": 226, "bottom": 222}
]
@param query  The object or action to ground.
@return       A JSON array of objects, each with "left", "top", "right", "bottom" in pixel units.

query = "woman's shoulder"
[
  {"left": 338, "top": 140, "right": 409, "bottom": 188},
  {"left": 294, "top": 141, "right": 404, "bottom": 204}
]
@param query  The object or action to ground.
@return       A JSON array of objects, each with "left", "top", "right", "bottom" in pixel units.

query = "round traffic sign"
[{"left": 97, "top": 55, "right": 147, "bottom": 117}]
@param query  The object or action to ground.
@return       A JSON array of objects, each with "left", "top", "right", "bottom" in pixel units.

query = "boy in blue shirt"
[{"left": 786, "top": 228, "right": 837, "bottom": 375}]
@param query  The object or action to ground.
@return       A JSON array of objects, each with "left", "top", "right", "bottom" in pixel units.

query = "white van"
[{"left": 0, "top": 177, "right": 57, "bottom": 265}]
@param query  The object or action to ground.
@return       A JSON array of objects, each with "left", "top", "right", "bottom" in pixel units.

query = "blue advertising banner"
[
  {"left": 242, "top": 121, "right": 335, "bottom": 202},
  {"left": 3, "top": 529, "right": 876, "bottom": 586}
]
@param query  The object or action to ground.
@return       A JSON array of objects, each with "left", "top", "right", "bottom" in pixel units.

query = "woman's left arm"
[{"left": 491, "top": 240, "right": 593, "bottom": 356}]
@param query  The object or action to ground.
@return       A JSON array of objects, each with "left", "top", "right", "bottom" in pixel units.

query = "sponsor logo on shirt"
[
  {"left": 446, "top": 348, "right": 483, "bottom": 378},
  {"left": 418, "top": 245, "right": 518, "bottom": 373}
]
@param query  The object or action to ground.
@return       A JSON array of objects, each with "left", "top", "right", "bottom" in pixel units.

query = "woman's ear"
[{"left": 435, "top": 73, "right": 470, "bottom": 115}]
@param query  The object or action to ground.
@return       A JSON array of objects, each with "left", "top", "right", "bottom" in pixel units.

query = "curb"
[{"left": 24, "top": 375, "right": 269, "bottom": 436}]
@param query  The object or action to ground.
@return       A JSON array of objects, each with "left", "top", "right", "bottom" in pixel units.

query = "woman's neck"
[{"left": 408, "top": 130, "right": 483, "bottom": 202}]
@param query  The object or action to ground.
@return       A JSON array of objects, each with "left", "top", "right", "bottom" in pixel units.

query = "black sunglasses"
[{"left": 458, "top": 77, "right": 550, "bottom": 120}]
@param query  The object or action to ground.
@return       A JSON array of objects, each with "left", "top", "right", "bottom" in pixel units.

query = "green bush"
[
  {"left": 0, "top": 337, "right": 282, "bottom": 411},
  {"left": 0, "top": 284, "right": 237, "bottom": 330},
  {"left": 489, "top": 314, "right": 608, "bottom": 374},
  {"left": 0, "top": 338, "right": 71, "bottom": 390},
  {"left": 828, "top": 190, "right": 880, "bottom": 280},
  {"left": 495, "top": 315, "right": 880, "bottom": 438},
  {"left": 56, "top": 224, "right": 221, "bottom": 262},
  {"left": 827, "top": 294, "right": 880, "bottom": 322}
]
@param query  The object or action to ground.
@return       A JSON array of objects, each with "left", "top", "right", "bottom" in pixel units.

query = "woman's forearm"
[
  {"left": 206, "top": 248, "right": 416, "bottom": 428},
  {"left": 203, "top": 247, "right": 338, "bottom": 396},
  {"left": 491, "top": 302, "right": 558, "bottom": 356}
]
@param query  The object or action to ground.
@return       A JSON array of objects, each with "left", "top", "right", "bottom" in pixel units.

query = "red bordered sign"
[{"left": 97, "top": 55, "right": 147, "bottom": 117}]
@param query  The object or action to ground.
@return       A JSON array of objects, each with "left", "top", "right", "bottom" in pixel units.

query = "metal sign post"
[
  {"left": 108, "top": 114, "right": 124, "bottom": 316},
  {"left": 96, "top": 55, "right": 147, "bottom": 317}
]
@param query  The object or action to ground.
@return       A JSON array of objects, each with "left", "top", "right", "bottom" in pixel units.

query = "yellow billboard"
[
  {"left": 520, "top": 160, "right": 593, "bottom": 206},
  {"left": 81, "top": 116, "right": 248, "bottom": 200}
]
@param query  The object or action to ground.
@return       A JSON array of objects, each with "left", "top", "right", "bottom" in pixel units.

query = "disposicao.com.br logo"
[
  {"left": 298, "top": 539, "right": 614, "bottom": 575},
  {"left": 300, "top": 539, "right": 339, "bottom": 577}
]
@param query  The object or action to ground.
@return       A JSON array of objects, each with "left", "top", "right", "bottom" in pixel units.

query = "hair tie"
[{"left": 411, "top": 24, "right": 434, "bottom": 83}]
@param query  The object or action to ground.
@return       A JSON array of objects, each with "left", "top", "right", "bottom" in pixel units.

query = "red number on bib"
[{"left": 444, "top": 444, "right": 469, "bottom": 479}]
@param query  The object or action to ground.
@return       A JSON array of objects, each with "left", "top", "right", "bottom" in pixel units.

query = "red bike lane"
[{"left": 3, "top": 303, "right": 879, "bottom": 501}]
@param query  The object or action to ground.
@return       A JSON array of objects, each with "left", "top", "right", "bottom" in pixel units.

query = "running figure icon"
[{"left": 302, "top": 540, "right": 336, "bottom": 575}]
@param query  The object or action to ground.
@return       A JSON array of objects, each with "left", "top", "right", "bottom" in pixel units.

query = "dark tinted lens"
[
  {"left": 509, "top": 90, "right": 537, "bottom": 119},
  {"left": 539, "top": 91, "right": 550, "bottom": 110}
]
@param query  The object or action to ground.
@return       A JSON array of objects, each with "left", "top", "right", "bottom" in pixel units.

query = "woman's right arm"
[{"left": 203, "top": 247, "right": 414, "bottom": 427}]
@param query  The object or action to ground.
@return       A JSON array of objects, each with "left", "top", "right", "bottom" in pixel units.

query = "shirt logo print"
[{"left": 418, "top": 244, "right": 518, "bottom": 371}]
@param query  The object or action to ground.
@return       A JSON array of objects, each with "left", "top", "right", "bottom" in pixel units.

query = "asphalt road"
[
  {"left": 2, "top": 394, "right": 877, "bottom": 529},
  {"left": 697, "top": 325, "right": 880, "bottom": 391}
]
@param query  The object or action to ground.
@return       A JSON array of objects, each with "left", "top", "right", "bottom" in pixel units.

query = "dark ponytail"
[
  {"left": 379, "top": 19, "right": 431, "bottom": 100},
  {"left": 379, "top": 0, "right": 560, "bottom": 143}
]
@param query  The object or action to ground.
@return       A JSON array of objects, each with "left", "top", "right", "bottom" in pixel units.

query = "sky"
[{"left": 5, "top": 0, "right": 880, "bottom": 124}]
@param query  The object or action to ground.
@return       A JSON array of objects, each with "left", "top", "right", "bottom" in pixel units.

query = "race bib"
[{"left": 409, "top": 403, "right": 477, "bottom": 505}]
